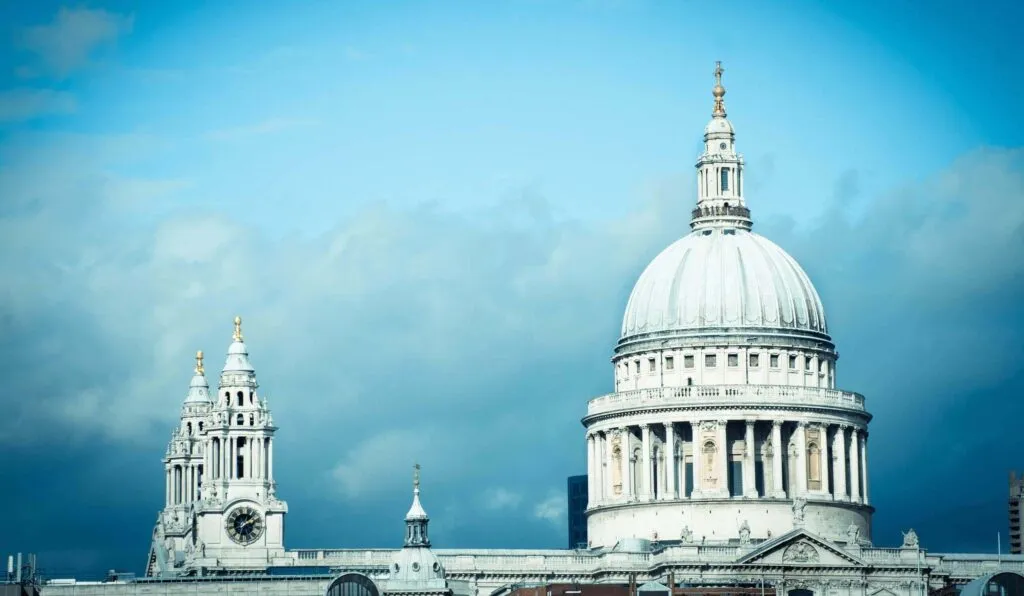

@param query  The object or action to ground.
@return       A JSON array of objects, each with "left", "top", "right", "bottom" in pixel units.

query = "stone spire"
[
  {"left": 221, "top": 315, "right": 256, "bottom": 386},
  {"left": 405, "top": 464, "right": 430, "bottom": 546}
]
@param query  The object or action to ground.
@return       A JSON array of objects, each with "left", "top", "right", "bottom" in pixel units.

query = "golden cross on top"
[
  {"left": 195, "top": 350, "right": 205, "bottom": 375},
  {"left": 714, "top": 61, "right": 724, "bottom": 86},
  {"left": 413, "top": 463, "right": 421, "bottom": 489},
  {"left": 233, "top": 316, "right": 243, "bottom": 342}
]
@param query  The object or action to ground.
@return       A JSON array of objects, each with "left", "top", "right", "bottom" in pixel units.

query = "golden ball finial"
[
  {"left": 712, "top": 60, "right": 727, "bottom": 117},
  {"left": 233, "top": 316, "right": 243, "bottom": 342},
  {"left": 195, "top": 350, "right": 205, "bottom": 375}
]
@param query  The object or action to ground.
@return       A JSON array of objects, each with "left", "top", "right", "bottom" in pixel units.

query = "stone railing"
[
  {"left": 691, "top": 204, "right": 751, "bottom": 221},
  {"left": 587, "top": 384, "right": 865, "bottom": 417},
  {"left": 293, "top": 549, "right": 394, "bottom": 565}
]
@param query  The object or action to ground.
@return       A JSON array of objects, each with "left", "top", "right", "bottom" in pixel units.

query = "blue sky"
[{"left": 1, "top": 0, "right": 1023, "bottom": 580}]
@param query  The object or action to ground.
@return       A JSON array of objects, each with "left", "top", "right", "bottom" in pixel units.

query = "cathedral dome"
[{"left": 620, "top": 227, "right": 828, "bottom": 341}]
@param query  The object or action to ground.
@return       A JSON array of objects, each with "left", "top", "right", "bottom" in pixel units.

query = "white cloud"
[
  {"left": 0, "top": 89, "right": 76, "bottom": 122},
  {"left": 20, "top": 7, "right": 134, "bottom": 77},
  {"left": 533, "top": 491, "right": 566, "bottom": 526},
  {"left": 481, "top": 488, "right": 523, "bottom": 511}
]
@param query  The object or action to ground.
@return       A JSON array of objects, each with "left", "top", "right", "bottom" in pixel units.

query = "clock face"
[
  {"left": 225, "top": 506, "right": 264, "bottom": 545},
  {"left": 719, "top": 142, "right": 728, "bottom": 150}
]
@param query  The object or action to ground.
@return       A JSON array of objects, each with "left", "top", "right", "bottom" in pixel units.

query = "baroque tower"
[{"left": 147, "top": 317, "right": 288, "bottom": 577}]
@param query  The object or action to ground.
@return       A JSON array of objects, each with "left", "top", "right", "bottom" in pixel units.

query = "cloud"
[
  {"left": 0, "top": 123, "right": 1023, "bottom": 569},
  {"left": 533, "top": 492, "right": 566, "bottom": 526},
  {"left": 481, "top": 488, "right": 523, "bottom": 511},
  {"left": 0, "top": 89, "right": 77, "bottom": 122},
  {"left": 204, "top": 118, "right": 321, "bottom": 141},
  {"left": 19, "top": 7, "right": 134, "bottom": 77}
]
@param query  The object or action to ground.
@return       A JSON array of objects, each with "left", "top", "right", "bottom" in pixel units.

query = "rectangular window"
[
  {"left": 749, "top": 353, "right": 760, "bottom": 367},
  {"left": 665, "top": 356, "right": 675, "bottom": 371},
  {"left": 789, "top": 355, "right": 797, "bottom": 369},
  {"left": 805, "top": 357, "right": 813, "bottom": 371},
  {"left": 721, "top": 168, "right": 729, "bottom": 192},
  {"left": 684, "top": 355, "right": 695, "bottom": 368},
  {"left": 770, "top": 354, "right": 779, "bottom": 368},
  {"left": 634, "top": 360, "right": 640, "bottom": 375},
  {"left": 648, "top": 358, "right": 656, "bottom": 373},
  {"left": 705, "top": 354, "right": 717, "bottom": 367},
  {"left": 727, "top": 353, "right": 738, "bottom": 367}
]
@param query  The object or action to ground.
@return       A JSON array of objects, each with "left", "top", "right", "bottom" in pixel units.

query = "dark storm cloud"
[{"left": 1, "top": 142, "right": 1022, "bottom": 576}]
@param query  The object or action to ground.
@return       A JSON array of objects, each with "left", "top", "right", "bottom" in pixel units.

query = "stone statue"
[
  {"left": 792, "top": 497, "right": 807, "bottom": 524},
  {"left": 164, "top": 537, "right": 174, "bottom": 556},
  {"left": 902, "top": 528, "right": 919, "bottom": 549},
  {"left": 846, "top": 523, "right": 861, "bottom": 544},
  {"left": 197, "top": 539, "right": 205, "bottom": 558},
  {"left": 681, "top": 525, "right": 693, "bottom": 543},
  {"left": 738, "top": 520, "right": 751, "bottom": 545}
]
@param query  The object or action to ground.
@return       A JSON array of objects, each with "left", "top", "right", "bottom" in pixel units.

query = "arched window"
[
  {"left": 236, "top": 437, "right": 247, "bottom": 479},
  {"left": 186, "top": 422, "right": 192, "bottom": 435},
  {"left": 236, "top": 413, "right": 244, "bottom": 426},
  {"left": 326, "top": 574, "right": 380, "bottom": 596},
  {"left": 249, "top": 414, "right": 255, "bottom": 426},
  {"left": 702, "top": 440, "right": 717, "bottom": 488},
  {"left": 198, "top": 422, "right": 204, "bottom": 432},
  {"left": 237, "top": 391, "right": 244, "bottom": 406},
  {"left": 224, "top": 391, "right": 230, "bottom": 405},
  {"left": 721, "top": 168, "right": 729, "bottom": 192}
]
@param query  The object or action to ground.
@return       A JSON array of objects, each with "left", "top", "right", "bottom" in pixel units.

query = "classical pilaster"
[
  {"left": 743, "top": 420, "right": 757, "bottom": 497},
  {"left": 861, "top": 432, "right": 870, "bottom": 505},
  {"left": 796, "top": 422, "right": 808, "bottom": 495},
  {"left": 641, "top": 424, "right": 652, "bottom": 501},
  {"left": 690, "top": 421, "right": 702, "bottom": 497},
  {"left": 665, "top": 423, "right": 677, "bottom": 500},
  {"left": 771, "top": 421, "right": 785, "bottom": 498},
  {"left": 849, "top": 429, "right": 861, "bottom": 503},
  {"left": 834, "top": 426, "right": 848, "bottom": 501}
]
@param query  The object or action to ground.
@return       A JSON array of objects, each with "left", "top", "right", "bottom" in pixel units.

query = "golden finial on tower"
[
  {"left": 233, "top": 316, "right": 243, "bottom": 342},
  {"left": 195, "top": 350, "right": 205, "bottom": 375},
  {"left": 413, "top": 463, "right": 421, "bottom": 490},
  {"left": 712, "top": 60, "right": 727, "bottom": 117}
]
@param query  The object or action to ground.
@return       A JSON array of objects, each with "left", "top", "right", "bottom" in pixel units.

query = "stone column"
[
  {"left": 605, "top": 431, "right": 614, "bottom": 502},
  {"left": 819, "top": 424, "right": 830, "bottom": 497},
  {"left": 716, "top": 420, "right": 729, "bottom": 496},
  {"left": 665, "top": 423, "right": 677, "bottom": 499},
  {"left": 861, "top": 433, "right": 870, "bottom": 505},
  {"left": 587, "top": 434, "right": 596, "bottom": 504},
  {"left": 690, "top": 421, "right": 702, "bottom": 496},
  {"left": 268, "top": 437, "right": 275, "bottom": 483},
  {"left": 743, "top": 420, "right": 757, "bottom": 497},
  {"left": 620, "top": 428, "right": 631, "bottom": 500},
  {"left": 166, "top": 467, "right": 172, "bottom": 505},
  {"left": 771, "top": 421, "right": 785, "bottom": 497},
  {"left": 641, "top": 424, "right": 652, "bottom": 500},
  {"left": 849, "top": 429, "right": 861, "bottom": 503},
  {"left": 796, "top": 422, "right": 808, "bottom": 495},
  {"left": 834, "top": 426, "right": 848, "bottom": 500}
]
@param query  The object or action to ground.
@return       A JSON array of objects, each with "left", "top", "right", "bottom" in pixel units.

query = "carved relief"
[
  {"left": 700, "top": 421, "right": 717, "bottom": 433},
  {"left": 783, "top": 541, "right": 819, "bottom": 563},
  {"left": 846, "top": 522, "right": 862, "bottom": 545},
  {"left": 738, "top": 520, "right": 751, "bottom": 545}
]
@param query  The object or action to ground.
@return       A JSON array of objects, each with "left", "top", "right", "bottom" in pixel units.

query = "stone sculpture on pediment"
[
  {"left": 738, "top": 520, "right": 751, "bottom": 545},
  {"left": 783, "top": 541, "right": 819, "bottom": 563},
  {"left": 901, "top": 528, "right": 919, "bottom": 549},
  {"left": 792, "top": 497, "right": 807, "bottom": 525},
  {"left": 846, "top": 522, "right": 861, "bottom": 544}
]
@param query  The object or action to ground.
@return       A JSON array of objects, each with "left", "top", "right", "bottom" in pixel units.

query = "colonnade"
[
  {"left": 585, "top": 418, "right": 868, "bottom": 507},
  {"left": 165, "top": 435, "right": 275, "bottom": 507}
]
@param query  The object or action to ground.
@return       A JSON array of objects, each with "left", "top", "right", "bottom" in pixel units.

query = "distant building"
[
  {"left": 1011, "top": 472, "right": 1024, "bottom": 554},
  {"left": 567, "top": 475, "right": 588, "bottom": 548}
]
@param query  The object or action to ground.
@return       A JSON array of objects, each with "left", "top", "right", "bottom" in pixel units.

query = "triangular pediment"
[{"left": 736, "top": 528, "right": 865, "bottom": 567}]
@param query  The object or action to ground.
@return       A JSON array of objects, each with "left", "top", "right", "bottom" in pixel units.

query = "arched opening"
[
  {"left": 236, "top": 413, "right": 244, "bottom": 426},
  {"left": 236, "top": 437, "right": 247, "bottom": 479},
  {"left": 186, "top": 422, "right": 192, "bottom": 435},
  {"left": 651, "top": 446, "right": 661, "bottom": 498},
  {"left": 237, "top": 391, "right": 244, "bottom": 406},
  {"left": 788, "top": 590, "right": 813, "bottom": 596},
  {"left": 721, "top": 168, "right": 729, "bottom": 192},
  {"left": 224, "top": 391, "right": 230, "bottom": 405},
  {"left": 632, "top": 447, "right": 642, "bottom": 496},
  {"left": 249, "top": 414, "right": 255, "bottom": 426},
  {"left": 326, "top": 573, "right": 380, "bottom": 596}
]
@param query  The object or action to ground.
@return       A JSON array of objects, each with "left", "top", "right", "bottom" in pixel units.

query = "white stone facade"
[{"left": 37, "top": 62, "right": 1023, "bottom": 596}]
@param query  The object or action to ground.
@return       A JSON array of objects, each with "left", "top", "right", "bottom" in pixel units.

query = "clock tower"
[
  {"left": 191, "top": 316, "right": 289, "bottom": 572},
  {"left": 148, "top": 317, "right": 289, "bottom": 577}
]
